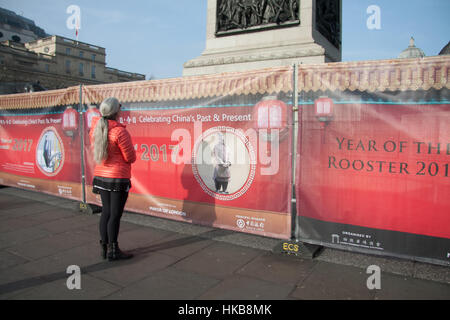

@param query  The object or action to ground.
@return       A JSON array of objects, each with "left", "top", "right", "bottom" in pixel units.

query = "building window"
[
  {"left": 0, "top": 32, "right": 3, "bottom": 39},
  {"left": 66, "top": 48, "right": 71, "bottom": 55},
  {"left": 45, "top": 64, "right": 50, "bottom": 72},
  {"left": 79, "top": 62, "right": 84, "bottom": 76},
  {"left": 92, "top": 54, "right": 96, "bottom": 62},
  {"left": 91, "top": 65, "right": 96, "bottom": 79},
  {"left": 11, "top": 35, "right": 21, "bottom": 42},
  {"left": 65, "top": 60, "right": 71, "bottom": 73},
  {"left": 79, "top": 51, "right": 84, "bottom": 58}
]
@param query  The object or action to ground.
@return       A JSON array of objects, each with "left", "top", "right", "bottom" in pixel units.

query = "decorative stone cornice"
[{"left": 184, "top": 48, "right": 325, "bottom": 68}]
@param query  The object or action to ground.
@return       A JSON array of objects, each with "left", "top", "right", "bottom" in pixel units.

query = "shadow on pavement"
[{"left": 0, "top": 229, "right": 234, "bottom": 296}]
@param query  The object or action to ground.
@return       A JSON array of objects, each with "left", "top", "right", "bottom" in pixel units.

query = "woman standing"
[{"left": 90, "top": 97, "right": 136, "bottom": 261}]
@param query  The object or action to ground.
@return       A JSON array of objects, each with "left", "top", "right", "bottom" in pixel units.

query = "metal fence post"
[
  {"left": 79, "top": 84, "right": 86, "bottom": 204},
  {"left": 291, "top": 64, "right": 299, "bottom": 240}
]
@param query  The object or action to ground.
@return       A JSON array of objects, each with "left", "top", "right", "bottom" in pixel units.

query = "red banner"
[
  {"left": 298, "top": 102, "right": 449, "bottom": 232},
  {"left": 296, "top": 99, "right": 450, "bottom": 263},
  {"left": 83, "top": 69, "right": 294, "bottom": 239},
  {"left": 0, "top": 105, "right": 83, "bottom": 200},
  {"left": 295, "top": 57, "right": 450, "bottom": 265}
]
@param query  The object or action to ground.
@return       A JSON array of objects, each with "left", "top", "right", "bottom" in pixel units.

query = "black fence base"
[
  {"left": 78, "top": 202, "right": 102, "bottom": 214},
  {"left": 274, "top": 240, "right": 323, "bottom": 259}
]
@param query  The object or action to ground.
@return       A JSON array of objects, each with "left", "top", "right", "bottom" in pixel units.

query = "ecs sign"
[
  {"left": 281, "top": 241, "right": 300, "bottom": 255},
  {"left": 278, "top": 241, "right": 322, "bottom": 258}
]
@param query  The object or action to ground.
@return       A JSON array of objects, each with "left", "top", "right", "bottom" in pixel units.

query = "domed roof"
[
  {"left": 438, "top": 41, "right": 450, "bottom": 55},
  {"left": 0, "top": 7, "right": 48, "bottom": 39},
  {"left": 398, "top": 37, "right": 426, "bottom": 59}
]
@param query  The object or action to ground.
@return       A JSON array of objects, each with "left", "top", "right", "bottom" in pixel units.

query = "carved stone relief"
[
  {"left": 216, "top": 0, "right": 300, "bottom": 35},
  {"left": 315, "top": 0, "right": 341, "bottom": 49}
]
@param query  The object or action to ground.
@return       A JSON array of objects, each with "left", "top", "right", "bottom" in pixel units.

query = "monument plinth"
[{"left": 183, "top": 0, "right": 342, "bottom": 76}]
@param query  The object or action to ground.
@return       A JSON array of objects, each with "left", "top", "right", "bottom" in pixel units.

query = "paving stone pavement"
[{"left": 0, "top": 187, "right": 449, "bottom": 301}]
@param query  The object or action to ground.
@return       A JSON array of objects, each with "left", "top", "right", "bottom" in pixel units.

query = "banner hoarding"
[
  {"left": 295, "top": 57, "right": 450, "bottom": 265},
  {"left": 83, "top": 68, "right": 294, "bottom": 239},
  {"left": 0, "top": 87, "right": 83, "bottom": 200},
  {"left": 0, "top": 57, "right": 448, "bottom": 264}
]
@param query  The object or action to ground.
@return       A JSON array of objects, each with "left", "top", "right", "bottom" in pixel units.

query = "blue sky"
[{"left": 1, "top": 0, "right": 449, "bottom": 80}]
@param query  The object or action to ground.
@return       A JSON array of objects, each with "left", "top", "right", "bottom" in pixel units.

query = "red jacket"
[{"left": 90, "top": 117, "right": 136, "bottom": 179}]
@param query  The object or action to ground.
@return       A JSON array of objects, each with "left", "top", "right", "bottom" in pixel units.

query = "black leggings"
[
  {"left": 99, "top": 190, "right": 129, "bottom": 244},
  {"left": 214, "top": 180, "right": 228, "bottom": 192}
]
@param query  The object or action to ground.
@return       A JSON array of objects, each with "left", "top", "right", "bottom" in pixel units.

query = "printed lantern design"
[
  {"left": 253, "top": 96, "right": 289, "bottom": 142},
  {"left": 254, "top": 96, "right": 287, "bottom": 130},
  {"left": 62, "top": 106, "right": 79, "bottom": 137},
  {"left": 314, "top": 97, "right": 334, "bottom": 144},
  {"left": 86, "top": 105, "right": 101, "bottom": 130},
  {"left": 315, "top": 97, "right": 334, "bottom": 123}
]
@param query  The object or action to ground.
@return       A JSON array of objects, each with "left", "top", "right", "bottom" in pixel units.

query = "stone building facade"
[{"left": 0, "top": 35, "right": 145, "bottom": 94}]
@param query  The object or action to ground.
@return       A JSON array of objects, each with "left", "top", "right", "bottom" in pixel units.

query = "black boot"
[
  {"left": 100, "top": 240, "right": 107, "bottom": 260},
  {"left": 107, "top": 242, "right": 133, "bottom": 261}
]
